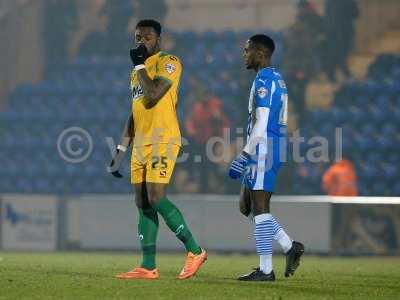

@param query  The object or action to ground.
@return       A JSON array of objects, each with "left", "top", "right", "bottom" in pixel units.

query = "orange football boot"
[
  {"left": 116, "top": 267, "right": 159, "bottom": 280},
  {"left": 178, "top": 249, "right": 207, "bottom": 280}
]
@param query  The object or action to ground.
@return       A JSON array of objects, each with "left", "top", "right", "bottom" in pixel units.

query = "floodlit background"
[{"left": 0, "top": 0, "right": 399, "bottom": 255}]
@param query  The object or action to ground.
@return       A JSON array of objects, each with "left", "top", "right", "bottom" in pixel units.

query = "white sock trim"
[
  {"left": 254, "top": 213, "right": 273, "bottom": 224},
  {"left": 275, "top": 229, "right": 293, "bottom": 253},
  {"left": 259, "top": 254, "right": 273, "bottom": 274}
]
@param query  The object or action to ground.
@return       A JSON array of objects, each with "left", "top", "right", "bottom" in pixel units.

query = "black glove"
[
  {"left": 130, "top": 44, "right": 148, "bottom": 67},
  {"left": 107, "top": 148, "right": 126, "bottom": 178}
]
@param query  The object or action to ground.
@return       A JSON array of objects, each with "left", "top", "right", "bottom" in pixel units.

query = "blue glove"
[{"left": 228, "top": 152, "right": 250, "bottom": 180}]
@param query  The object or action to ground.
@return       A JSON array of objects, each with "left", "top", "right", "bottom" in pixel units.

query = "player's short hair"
[
  {"left": 136, "top": 19, "right": 162, "bottom": 36},
  {"left": 249, "top": 34, "right": 275, "bottom": 55}
]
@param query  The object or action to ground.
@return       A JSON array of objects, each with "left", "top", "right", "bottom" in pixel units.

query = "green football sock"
[
  {"left": 138, "top": 208, "right": 159, "bottom": 270},
  {"left": 153, "top": 197, "right": 202, "bottom": 255}
]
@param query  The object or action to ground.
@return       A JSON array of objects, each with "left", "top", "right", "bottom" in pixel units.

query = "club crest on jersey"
[
  {"left": 165, "top": 63, "right": 176, "bottom": 74},
  {"left": 257, "top": 87, "right": 268, "bottom": 98}
]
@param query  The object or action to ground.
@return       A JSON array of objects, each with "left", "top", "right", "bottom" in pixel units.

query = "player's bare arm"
[
  {"left": 136, "top": 70, "right": 172, "bottom": 107},
  {"left": 107, "top": 113, "right": 134, "bottom": 178},
  {"left": 119, "top": 112, "right": 134, "bottom": 148}
]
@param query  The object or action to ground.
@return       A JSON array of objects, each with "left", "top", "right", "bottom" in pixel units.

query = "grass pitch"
[{"left": 0, "top": 252, "right": 399, "bottom": 300}]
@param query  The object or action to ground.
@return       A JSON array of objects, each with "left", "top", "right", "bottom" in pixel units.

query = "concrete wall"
[
  {"left": 2, "top": 194, "right": 400, "bottom": 254},
  {"left": 69, "top": 194, "right": 331, "bottom": 253}
]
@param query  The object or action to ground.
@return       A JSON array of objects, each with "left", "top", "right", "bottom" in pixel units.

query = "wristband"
[
  {"left": 134, "top": 64, "right": 146, "bottom": 71},
  {"left": 117, "top": 144, "right": 127, "bottom": 152}
]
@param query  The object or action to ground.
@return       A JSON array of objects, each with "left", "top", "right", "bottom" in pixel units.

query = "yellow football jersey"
[{"left": 130, "top": 51, "right": 182, "bottom": 147}]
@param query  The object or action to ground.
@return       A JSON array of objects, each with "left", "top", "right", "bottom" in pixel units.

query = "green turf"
[{"left": 0, "top": 252, "right": 399, "bottom": 300}]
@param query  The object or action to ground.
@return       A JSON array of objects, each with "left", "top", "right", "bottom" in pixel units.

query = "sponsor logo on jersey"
[
  {"left": 165, "top": 63, "right": 176, "bottom": 74},
  {"left": 132, "top": 85, "right": 144, "bottom": 99},
  {"left": 257, "top": 86, "right": 268, "bottom": 98}
]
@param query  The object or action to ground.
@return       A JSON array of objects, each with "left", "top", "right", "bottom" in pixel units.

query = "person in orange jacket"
[{"left": 322, "top": 159, "right": 358, "bottom": 196}]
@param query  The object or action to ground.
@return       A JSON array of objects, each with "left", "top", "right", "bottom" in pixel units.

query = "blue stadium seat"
[
  {"left": 2, "top": 36, "right": 399, "bottom": 195},
  {"left": 393, "top": 182, "right": 400, "bottom": 195}
]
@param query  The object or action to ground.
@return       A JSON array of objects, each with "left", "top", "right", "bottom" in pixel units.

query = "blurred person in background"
[
  {"left": 282, "top": 0, "right": 324, "bottom": 124},
  {"left": 297, "top": 0, "right": 326, "bottom": 76},
  {"left": 185, "top": 94, "right": 231, "bottom": 191},
  {"left": 78, "top": 9, "right": 110, "bottom": 56},
  {"left": 322, "top": 158, "right": 358, "bottom": 196},
  {"left": 324, "top": 0, "right": 359, "bottom": 81},
  {"left": 43, "top": 0, "right": 78, "bottom": 72},
  {"left": 185, "top": 94, "right": 230, "bottom": 145},
  {"left": 101, "top": 0, "right": 133, "bottom": 36},
  {"left": 79, "top": 0, "right": 134, "bottom": 56}
]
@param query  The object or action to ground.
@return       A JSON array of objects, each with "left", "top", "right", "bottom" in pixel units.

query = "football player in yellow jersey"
[{"left": 108, "top": 20, "right": 207, "bottom": 280}]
